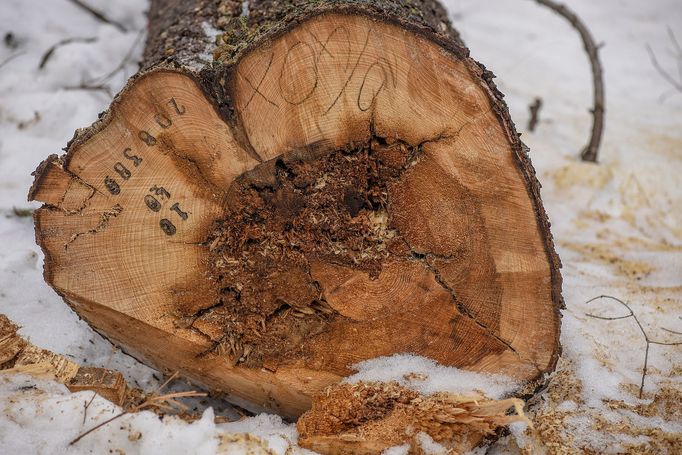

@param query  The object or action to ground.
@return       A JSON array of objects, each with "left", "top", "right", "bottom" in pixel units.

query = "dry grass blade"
[{"left": 70, "top": 371, "right": 206, "bottom": 445}]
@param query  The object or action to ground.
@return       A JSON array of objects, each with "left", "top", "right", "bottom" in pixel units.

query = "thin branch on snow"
[
  {"left": 662, "top": 327, "right": 682, "bottom": 336},
  {"left": 533, "top": 0, "right": 605, "bottom": 163},
  {"left": 38, "top": 37, "right": 97, "bottom": 70},
  {"left": 667, "top": 27, "right": 682, "bottom": 82},
  {"left": 70, "top": 410, "right": 129, "bottom": 445},
  {"left": 82, "top": 392, "right": 97, "bottom": 425},
  {"left": 62, "top": 83, "right": 113, "bottom": 97},
  {"left": 60, "top": 31, "right": 143, "bottom": 97},
  {"left": 67, "top": 0, "right": 127, "bottom": 33},
  {"left": 89, "top": 30, "right": 144, "bottom": 85},
  {"left": 585, "top": 295, "right": 682, "bottom": 398},
  {"left": 646, "top": 27, "right": 682, "bottom": 99},
  {"left": 0, "top": 51, "right": 26, "bottom": 70}
]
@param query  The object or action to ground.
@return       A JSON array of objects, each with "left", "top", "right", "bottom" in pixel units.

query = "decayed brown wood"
[{"left": 28, "top": 0, "right": 563, "bottom": 419}]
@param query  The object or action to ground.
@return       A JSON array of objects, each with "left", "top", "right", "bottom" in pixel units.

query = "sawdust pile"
[{"left": 511, "top": 358, "right": 682, "bottom": 455}]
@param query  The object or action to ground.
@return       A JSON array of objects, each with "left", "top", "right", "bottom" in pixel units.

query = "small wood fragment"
[
  {"left": 0, "top": 314, "right": 128, "bottom": 406},
  {"left": 67, "top": 367, "right": 128, "bottom": 406},
  {"left": 297, "top": 381, "right": 529, "bottom": 454}
]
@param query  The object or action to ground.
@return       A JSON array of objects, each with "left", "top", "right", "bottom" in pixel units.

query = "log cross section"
[{"left": 29, "top": 0, "right": 562, "bottom": 417}]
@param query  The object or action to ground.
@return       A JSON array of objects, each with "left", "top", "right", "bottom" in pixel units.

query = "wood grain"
[{"left": 29, "top": 6, "right": 562, "bottom": 418}]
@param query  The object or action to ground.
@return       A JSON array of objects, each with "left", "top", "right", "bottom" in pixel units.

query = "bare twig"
[
  {"left": 70, "top": 410, "right": 128, "bottom": 445},
  {"left": 527, "top": 97, "right": 543, "bottom": 132},
  {"left": 62, "top": 83, "right": 113, "bottom": 97},
  {"left": 585, "top": 295, "right": 682, "bottom": 398},
  {"left": 668, "top": 26, "right": 682, "bottom": 82},
  {"left": 646, "top": 45, "right": 682, "bottom": 92},
  {"left": 533, "top": 0, "right": 605, "bottom": 163},
  {"left": 0, "top": 51, "right": 25, "bottom": 70},
  {"left": 646, "top": 27, "right": 682, "bottom": 97},
  {"left": 88, "top": 30, "right": 144, "bottom": 86},
  {"left": 39, "top": 37, "right": 97, "bottom": 70},
  {"left": 82, "top": 392, "right": 98, "bottom": 425},
  {"left": 70, "top": 371, "right": 206, "bottom": 445},
  {"left": 67, "top": 0, "right": 127, "bottom": 32},
  {"left": 60, "top": 31, "right": 143, "bottom": 98}
]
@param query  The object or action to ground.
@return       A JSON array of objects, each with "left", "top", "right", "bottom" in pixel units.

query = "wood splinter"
[
  {"left": 0, "top": 314, "right": 129, "bottom": 406},
  {"left": 28, "top": 0, "right": 563, "bottom": 421}
]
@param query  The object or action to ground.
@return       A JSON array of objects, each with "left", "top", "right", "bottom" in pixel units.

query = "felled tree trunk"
[{"left": 29, "top": 0, "right": 562, "bottom": 418}]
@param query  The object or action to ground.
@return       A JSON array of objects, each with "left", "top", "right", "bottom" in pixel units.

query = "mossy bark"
[{"left": 144, "top": 0, "right": 465, "bottom": 68}]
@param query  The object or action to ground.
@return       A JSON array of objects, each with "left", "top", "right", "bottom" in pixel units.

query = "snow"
[
  {"left": 345, "top": 354, "right": 519, "bottom": 399},
  {"left": 381, "top": 444, "right": 410, "bottom": 455},
  {"left": 0, "top": 373, "right": 298, "bottom": 455},
  {"left": 0, "top": 0, "right": 158, "bottom": 389},
  {"left": 1, "top": 0, "right": 681, "bottom": 453},
  {"left": 414, "top": 433, "right": 449, "bottom": 454}
]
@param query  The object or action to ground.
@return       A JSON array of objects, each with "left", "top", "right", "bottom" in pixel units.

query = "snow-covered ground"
[{"left": 1, "top": 0, "right": 680, "bottom": 453}]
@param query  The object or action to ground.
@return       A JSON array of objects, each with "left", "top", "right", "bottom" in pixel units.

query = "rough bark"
[
  {"left": 143, "top": 0, "right": 465, "bottom": 69},
  {"left": 29, "top": 0, "right": 563, "bottom": 421}
]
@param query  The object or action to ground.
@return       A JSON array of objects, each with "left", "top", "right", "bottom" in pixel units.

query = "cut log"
[{"left": 29, "top": 0, "right": 562, "bottom": 418}]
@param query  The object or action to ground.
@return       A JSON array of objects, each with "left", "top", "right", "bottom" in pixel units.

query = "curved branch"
[{"left": 534, "top": 0, "right": 605, "bottom": 163}]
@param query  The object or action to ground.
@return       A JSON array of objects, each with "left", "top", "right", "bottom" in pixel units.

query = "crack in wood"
[
  {"left": 406, "top": 243, "right": 542, "bottom": 374},
  {"left": 64, "top": 204, "right": 123, "bottom": 250}
]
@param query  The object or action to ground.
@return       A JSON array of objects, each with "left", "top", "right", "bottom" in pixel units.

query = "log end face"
[{"left": 29, "top": 11, "right": 561, "bottom": 415}]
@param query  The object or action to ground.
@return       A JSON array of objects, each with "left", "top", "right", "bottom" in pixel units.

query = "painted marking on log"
[
  {"left": 170, "top": 202, "right": 189, "bottom": 221},
  {"left": 122, "top": 148, "right": 143, "bottom": 167},
  {"left": 240, "top": 52, "right": 279, "bottom": 110},
  {"left": 138, "top": 130, "right": 157, "bottom": 146},
  {"left": 279, "top": 41, "right": 318, "bottom": 105},
  {"left": 237, "top": 27, "right": 399, "bottom": 116},
  {"left": 357, "top": 60, "right": 386, "bottom": 112},
  {"left": 97, "top": 99, "right": 191, "bottom": 236},
  {"left": 169, "top": 97, "right": 186, "bottom": 115},
  {"left": 324, "top": 28, "right": 372, "bottom": 114},
  {"left": 160, "top": 218, "right": 176, "bottom": 236},
  {"left": 154, "top": 113, "right": 172, "bottom": 129}
]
